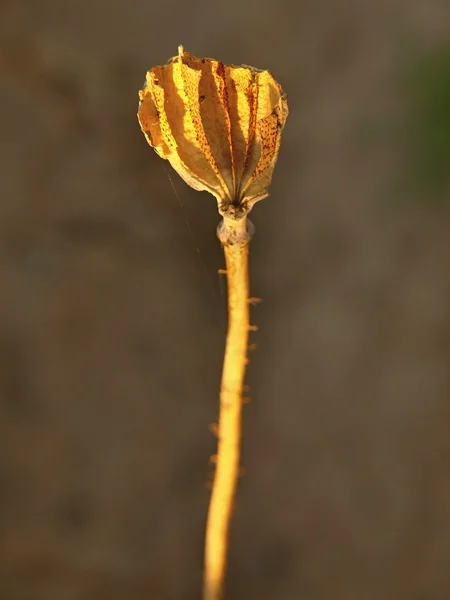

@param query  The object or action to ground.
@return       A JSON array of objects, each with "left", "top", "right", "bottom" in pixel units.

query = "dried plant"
[{"left": 137, "top": 46, "right": 288, "bottom": 600}]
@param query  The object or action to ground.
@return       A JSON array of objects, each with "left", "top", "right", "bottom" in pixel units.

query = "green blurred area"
[{"left": 400, "top": 45, "right": 450, "bottom": 200}]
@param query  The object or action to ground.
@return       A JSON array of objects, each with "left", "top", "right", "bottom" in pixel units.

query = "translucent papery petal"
[{"left": 137, "top": 48, "right": 288, "bottom": 214}]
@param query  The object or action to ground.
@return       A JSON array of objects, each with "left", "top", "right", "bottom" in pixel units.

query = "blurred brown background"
[{"left": 1, "top": 0, "right": 450, "bottom": 598}]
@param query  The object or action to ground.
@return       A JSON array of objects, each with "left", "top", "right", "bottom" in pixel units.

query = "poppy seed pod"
[{"left": 137, "top": 46, "right": 288, "bottom": 221}]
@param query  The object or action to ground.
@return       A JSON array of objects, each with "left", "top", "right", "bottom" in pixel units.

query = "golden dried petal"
[
  {"left": 181, "top": 53, "right": 235, "bottom": 198},
  {"left": 137, "top": 46, "right": 288, "bottom": 219},
  {"left": 222, "top": 66, "right": 258, "bottom": 199},
  {"left": 240, "top": 70, "right": 289, "bottom": 204}
]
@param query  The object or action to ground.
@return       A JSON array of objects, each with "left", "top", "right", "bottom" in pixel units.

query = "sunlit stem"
[{"left": 203, "top": 215, "right": 254, "bottom": 600}]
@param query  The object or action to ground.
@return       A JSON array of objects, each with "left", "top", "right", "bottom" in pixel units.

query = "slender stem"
[{"left": 203, "top": 216, "right": 254, "bottom": 600}]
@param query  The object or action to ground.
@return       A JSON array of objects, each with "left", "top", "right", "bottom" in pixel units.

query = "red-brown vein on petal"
[
  {"left": 223, "top": 66, "right": 255, "bottom": 203},
  {"left": 240, "top": 112, "right": 280, "bottom": 203},
  {"left": 240, "top": 75, "right": 288, "bottom": 203},
  {"left": 151, "top": 63, "right": 225, "bottom": 199},
  {"left": 252, "top": 72, "right": 283, "bottom": 179},
  {"left": 236, "top": 69, "right": 260, "bottom": 201},
  {"left": 174, "top": 54, "right": 231, "bottom": 202},
  {"left": 186, "top": 57, "right": 235, "bottom": 200},
  {"left": 214, "top": 60, "right": 235, "bottom": 199}
]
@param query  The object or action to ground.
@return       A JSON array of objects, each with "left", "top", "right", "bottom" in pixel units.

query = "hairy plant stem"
[{"left": 203, "top": 215, "right": 254, "bottom": 600}]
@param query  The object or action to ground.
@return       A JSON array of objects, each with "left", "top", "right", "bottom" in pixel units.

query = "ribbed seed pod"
[{"left": 137, "top": 46, "right": 288, "bottom": 220}]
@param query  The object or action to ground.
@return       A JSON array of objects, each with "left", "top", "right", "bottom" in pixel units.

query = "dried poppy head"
[{"left": 137, "top": 46, "right": 288, "bottom": 221}]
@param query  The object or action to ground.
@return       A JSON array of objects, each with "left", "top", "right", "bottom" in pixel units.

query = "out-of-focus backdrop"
[{"left": 1, "top": 1, "right": 450, "bottom": 598}]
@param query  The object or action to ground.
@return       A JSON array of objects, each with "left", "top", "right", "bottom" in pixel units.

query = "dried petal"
[{"left": 138, "top": 46, "right": 288, "bottom": 219}]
